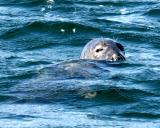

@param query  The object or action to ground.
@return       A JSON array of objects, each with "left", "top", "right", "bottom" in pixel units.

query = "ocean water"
[{"left": 0, "top": 0, "right": 160, "bottom": 127}]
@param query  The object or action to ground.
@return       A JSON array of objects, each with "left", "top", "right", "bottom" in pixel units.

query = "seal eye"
[{"left": 96, "top": 48, "right": 103, "bottom": 53}]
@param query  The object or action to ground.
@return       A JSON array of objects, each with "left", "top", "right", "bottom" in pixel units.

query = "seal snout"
[{"left": 111, "top": 53, "right": 125, "bottom": 61}]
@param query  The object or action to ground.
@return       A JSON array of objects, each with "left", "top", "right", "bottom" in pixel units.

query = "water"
[{"left": 0, "top": 0, "right": 160, "bottom": 127}]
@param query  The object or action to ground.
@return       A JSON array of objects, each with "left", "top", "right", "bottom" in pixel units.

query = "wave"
[
  {"left": 122, "top": 112, "right": 160, "bottom": 119},
  {"left": 0, "top": 95, "right": 18, "bottom": 103},
  {"left": 1, "top": 64, "right": 157, "bottom": 103},
  {"left": 144, "top": 9, "right": 160, "bottom": 17},
  {"left": 1, "top": 21, "right": 103, "bottom": 39},
  {"left": 0, "top": 20, "right": 105, "bottom": 51},
  {"left": 0, "top": 0, "right": 158, "bottom": 6},
  {"left": 75, "top": 0, "right": 158, "bottom": 7},
  {"left": 0, "top": 0, "right": 46, "bottom": 6},
  {"left": 1, "top": 85, "right": 157, "bottom": 104},
  {"left": 92, "top": 88, "right": 154, "bottom": 104}
]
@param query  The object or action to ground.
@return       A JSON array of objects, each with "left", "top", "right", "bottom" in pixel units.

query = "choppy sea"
[{"left": 0, "top": 0, "right": 160, "bottom": 127}]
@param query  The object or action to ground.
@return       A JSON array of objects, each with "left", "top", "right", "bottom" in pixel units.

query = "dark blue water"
[{"left": 0, "top": 0, "right": 160, "bottom": 127}]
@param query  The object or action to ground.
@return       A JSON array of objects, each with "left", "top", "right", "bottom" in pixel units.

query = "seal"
[{"left": 80, "top": 38, "right": 125, "bottom": 61}]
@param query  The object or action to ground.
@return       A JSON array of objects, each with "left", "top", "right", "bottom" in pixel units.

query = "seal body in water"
[
  {"left": 80, "top": 38, "right": 125, "bottom": 61},
  {"left": 37, "top": 38, "right": 126, "bottom": 99}
]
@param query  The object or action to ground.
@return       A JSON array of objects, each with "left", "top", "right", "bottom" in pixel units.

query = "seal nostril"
[
  {"left": 111, "top": 57, "right": 114, "bottom": 61},
  {"left": 118, "top": 55, "right": 125, "bottom": 61},
  {"left": 116, "top": 56, "right": 122, "bottom": 61},
  {"left": 117, "top": 56, "right": 121, "bottom": 61},
  {"left": 111, "top": 54, "right": 125, "bottom": 61}
]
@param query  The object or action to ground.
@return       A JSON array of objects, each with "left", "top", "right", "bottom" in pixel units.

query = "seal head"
[{"left": 80, "top": 38, "right": 125, "bottom": 61}]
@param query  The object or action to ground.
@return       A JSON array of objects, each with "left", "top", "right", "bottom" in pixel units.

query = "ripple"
[
  {"left": 0, "top": 21, "right": 105, "bottom": 51},
  {"left": 0, "top": 0, "right": 160, "bottom": 126},
  {"left": 122, "top": 112, "right": 160, "bottom": 119},
  {"left": 75, "top": 0, "right": 158, "bottom": 7},
  {"left": 0, "top": 0, "right": 46, "bottom": 6},
  {"left": 0, "top": 95, "right": 17, "bottom": 103},
  {"left": 0, "top": 21, "right": 103, "bottom": 41},
  {"left": 144, "top": 8, "right": 160, "bottom": 17},
  {"left": 95, "top": 87, "right": 155, "bottom": 103}
]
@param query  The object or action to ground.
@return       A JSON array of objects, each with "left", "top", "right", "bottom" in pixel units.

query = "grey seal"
[{"left": 80, "top": 38, "right": 125, "bottom": 61}]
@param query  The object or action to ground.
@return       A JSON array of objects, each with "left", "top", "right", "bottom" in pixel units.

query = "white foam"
[{"left": 120, "top": 8, "right": 128, "bottom": 15}]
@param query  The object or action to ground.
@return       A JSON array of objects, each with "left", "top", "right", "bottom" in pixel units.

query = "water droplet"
[
  {"left": 120, "top": 8, "right": 128, "bottom": 15},
  {"left": 61, "top": 29, "right": 65, "bottom": 32},
  {"left": 99, "top": 5, "right": 104, "bottom": 7},
  {"left": 41, "top": 7, "right": 46, "bottom": 12},
  {"left": 73, "top": 28, "right": 76, "bottom": 33},
  {"left": 47, "top": 5, "right": 53, "bottom": 9}
]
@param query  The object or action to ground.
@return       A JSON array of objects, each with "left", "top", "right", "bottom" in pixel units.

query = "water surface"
[{"left": 0, "top": 0, "right": 160, "bottom": 127}]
